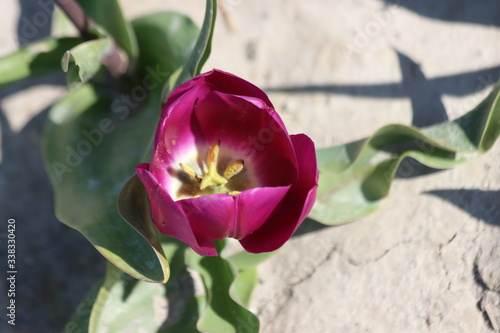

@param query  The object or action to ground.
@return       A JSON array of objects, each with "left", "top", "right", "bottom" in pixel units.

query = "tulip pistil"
[
  {"left": 178, "top": 140, "right": 245, "bottom": 197},
  {"left": 200, "top": 140, "right": 228, "bottom": 190}
]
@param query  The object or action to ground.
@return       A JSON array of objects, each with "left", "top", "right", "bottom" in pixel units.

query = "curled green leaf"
[
  {"left": 186, "top": 241, "right": 260, "bottom": 333},
  {"left": 118, "top": 175, "right": 170, "bottom": 283},
  {"left": 61, "top": 38, "right": 116, "bottom": 86},
  {"left": 310, "top": 81, "right": 500, "bottom": 225},
  {"left": 168, "top": 0, "right": 217, "bottom": 96}
]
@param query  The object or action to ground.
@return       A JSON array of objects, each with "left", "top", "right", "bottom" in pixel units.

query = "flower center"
[{"left": 177, "top": 140, "right": 245, "bottom": 198}]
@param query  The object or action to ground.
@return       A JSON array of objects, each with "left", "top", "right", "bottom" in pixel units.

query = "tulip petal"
[
  {"left": 193, "top": 91, "right": 299, "bottom": 187},
  {"left": 232, "top": 185, "right": 290, "bottom": 239},
  {"left": 178, "top": 194, "right": 235, "bottom": 239},
  {"left": 164, "top": 69, "right": 274, "bottom": 111},
  {"left": 239, "top": 134, "right": 318, "bottom": 253},
  {"left": 136, "top": 163, "right": 217, "bottom": 256},
  {"left": 150, "top": 84, "right": 211, "bottom": 191}
]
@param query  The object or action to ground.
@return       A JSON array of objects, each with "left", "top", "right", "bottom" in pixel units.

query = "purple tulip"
[{"left": 136, "top": 69, "right": 318, "bottom": 256}]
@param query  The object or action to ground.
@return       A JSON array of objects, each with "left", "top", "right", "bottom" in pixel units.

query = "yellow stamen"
[
  {"left": 223, "top": 159, "right": 244, "bottom": 179},
  {"left": 178, "top": 139, "right": 246, "bottom": 196},
  {"left": 179, "top": 162, "right": 200, "bottom": 181},
  {"left": 206, "top": 140, "right": 220, "bottom": 167},
  {"left": 200, "top": 140, "right": 228, "bottom": 190}
]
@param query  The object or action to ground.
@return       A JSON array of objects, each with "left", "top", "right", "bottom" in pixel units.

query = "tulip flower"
[{"left": 136, "top": 69, "right": 318, "bottom": 256}]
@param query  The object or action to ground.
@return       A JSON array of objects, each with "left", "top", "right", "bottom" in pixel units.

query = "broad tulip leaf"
[
  {"left": 186, "top": 242, "right": 260, "bottom": 333},
  {"left": 42, "top": 83, "right": 168, "bottom": 282},
  {"left": 66, "top": 238, "right": 194, "bottom": 333},
  {"left": 131, "top": 12, "right": 199, "bottom": 80},
  {"left": 223, "top": 250, "right": 263, "bottom": 310},
  {"left": 310, "top": 81, "right": 500, "bottom": 225},
  {"left": 75, "top": 0, "right": 138, "bottom": 60},
  {"left": 229, "top": 268, "right": 258, "bottom": 309},
  {"left": 61, "top": 38, "right": 113, "bottom": 86},
  {"left": 89, "top": 263, "right": 164, "bottom": 333},
  {"left": 0, "top": 37, "right": 82, "bottom": 88},
  {"left": 169, "top": 0, "right": 217, "bottom": 94}
]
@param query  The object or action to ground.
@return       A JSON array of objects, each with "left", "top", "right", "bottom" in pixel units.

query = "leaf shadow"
[
  {"left": 383, "top": 0, "right": 500, "bottom": 27},
  {"left": 0, "top": 78, "right": 105, "bottom": 333},
  {"left": 158, "top": 245, "right": 199, "bottom": 332},
  {"left": 396, "top": 50, "right": 448, "bottom": 127},
  {"left": 293, "top": 217, "right": 337, "bottom": 237},
  {"left": 425, "top": 189, "right": 500, "bottom": 227},
  {"left": 266, "top": 50, "right": 500, "bottom": 129},
  {"left": 17, "top": 0, "right": 54, "bottom": 47}
]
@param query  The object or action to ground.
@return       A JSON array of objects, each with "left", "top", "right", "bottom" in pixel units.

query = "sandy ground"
[{"left": 1, "top": 0, "right": 499, "bottom": 332}]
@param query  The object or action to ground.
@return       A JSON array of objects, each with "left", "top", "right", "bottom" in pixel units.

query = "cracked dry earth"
[
  {"left": 1, "top": 0, "right": 499, "bottom": 332},
  {"left": 253, "top": 172, "right": 500, "bottom": 332}
]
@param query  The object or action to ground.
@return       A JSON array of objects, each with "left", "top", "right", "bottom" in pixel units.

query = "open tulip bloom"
[
  {"left": 136, "top": 69, "right": 319, "bottom": 256},
  {"left": 5, "top": 0, "right": 497, "bottom": 329}
]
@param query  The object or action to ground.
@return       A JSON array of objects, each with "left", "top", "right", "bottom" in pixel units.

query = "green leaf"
[
  {"left": 75, "top": 0, "right": 138, "bottom": 61},
  {"left": 310, "top": 81, "right": 500, "bottom": 225},
  {"left": 229, "top": 268, "right": 258, "bottom": 309},
  {"left": 89, "top": 262, "right": 165, "bottom": 333},
  {"left": 226, "top": 250, "right": 277, "bottom": 271},
  {"left": 61, "top": 38, "right": 113, "bottom": 86},
  {"left": 0, "top": 37, "right": 82, "bottom": 88},
  {"left": 186, "top": 242, "right": 259, "bottom": 333},
  {"left": 117, "top": 174, "right": 170, "bottom": 281},
  {"left": 131, "top": 10, "right": 201, "bottom": 108},
  {"left": 223, "top": 250, "right": 264, "bottom": 309},
  {"left": 62, "top": 282, "right": 101, "bottom": 333},
  {"left": 42, "top": 83, "right": 169, "bottom": 282},
  {"left": 131, "top": 12, "right": 200, "bottom": 79},
  {"left": 67, "top": 238, "right": 196, "bottom": 333},
  {"left": 169, "top": 0, "right": 217, "bottom": 94},
  {"left": 159, "top": 241, "right": 202, "bottom": 333}
]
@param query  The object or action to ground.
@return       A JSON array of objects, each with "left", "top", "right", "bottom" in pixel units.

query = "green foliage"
[
  {"left": 74, "top": 0, "right": 138, "bottom": 60},
  {"left": 61, "top": 38, "right": 113, "bottom": 87},
  {"left": 168, "top": 0, "right": 217, "bottom": 96},
  {"left": 131, "top": 12, "right": 200, "bottom": 82},
  {"left": 311, "top": 82, "right": 500, "bottom": 225},
  {"left": 41, "top": 0, "right": 216, "bottom": 286},
  {"left": 186, "top": 241, "right": 260, "bottom": 333},
  {"left": 42, "top": 83, "right": 168, "bottom": 282},
  {"left": 0, "top": 37, "right": 82, "bottom": 88},
  {"left": 89, "top": 263, "right": 164, "bottom": 333}
]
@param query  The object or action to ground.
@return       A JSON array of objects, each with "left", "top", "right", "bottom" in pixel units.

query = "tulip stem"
[
  {"left": 54, "top": 0, "right": 129, "bottom": 77},
  {"left": 53, "top": 0, "right": 96, "bottom": 40}
]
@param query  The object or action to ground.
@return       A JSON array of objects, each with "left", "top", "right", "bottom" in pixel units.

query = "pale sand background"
[{"left": 1, "top": 1, "right": 499, "bottom": 332}]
